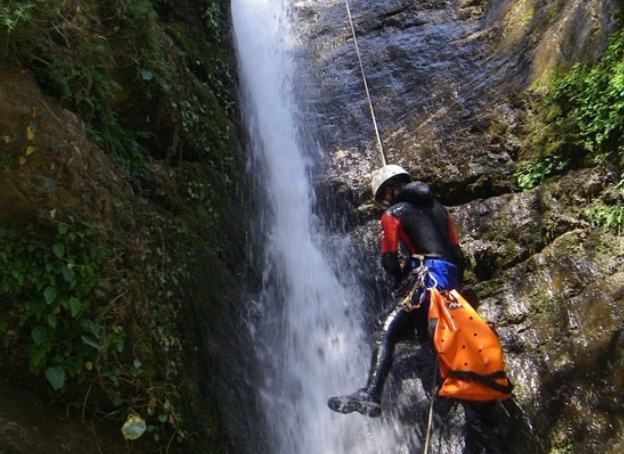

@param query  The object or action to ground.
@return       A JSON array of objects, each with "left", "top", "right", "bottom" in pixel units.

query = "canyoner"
[{"left": 327, "top": 168, "right": 467, "bottom": 418}]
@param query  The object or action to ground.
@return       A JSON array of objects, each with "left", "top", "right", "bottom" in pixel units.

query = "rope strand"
[
  {"left": 423, "top": 357, "right": 438, "bottom": 454},
  {"left": 345, "top": 0, "right": 387, "bottom": 166}
]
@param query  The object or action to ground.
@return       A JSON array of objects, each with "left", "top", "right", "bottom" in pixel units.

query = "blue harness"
[
  {"left": 398, "top": 257, "right": 460, "bottom": 312},
  {"left": 422, "top": 258, "right": 460, "bottom": 290}
]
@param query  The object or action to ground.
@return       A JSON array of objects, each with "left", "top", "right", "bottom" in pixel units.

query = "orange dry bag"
[{"left": 428, "top": 287, "right": 513, "bottom": 401}]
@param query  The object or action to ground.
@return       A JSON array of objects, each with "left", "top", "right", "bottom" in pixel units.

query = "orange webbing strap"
[{"left": 428, "top": 288, "right": 513, "bottom": 401}]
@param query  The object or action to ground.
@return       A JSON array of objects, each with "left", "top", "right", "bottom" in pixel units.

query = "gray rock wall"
[{"left": 295, "top": 0, "right": 624, "bottom": 452}]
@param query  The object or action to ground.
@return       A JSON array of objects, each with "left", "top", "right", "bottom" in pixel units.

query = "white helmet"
[{"left": 370, "top": 164, "right": 411, "bottom": 204}]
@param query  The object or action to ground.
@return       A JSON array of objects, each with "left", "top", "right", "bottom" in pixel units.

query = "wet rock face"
[
  {"left": 294, "top": 0, "right": 624, "bottom": 452},
  {"left": 295, "top": 0, "right": 615, "bottom": 199}
]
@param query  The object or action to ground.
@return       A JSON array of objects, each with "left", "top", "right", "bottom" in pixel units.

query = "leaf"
[
  {"left": 45, "top": 366, "right": 65, "bottom": 390},
  {"left": 27, "top": 126, "right": 35, "bottom": 140},
  {"left": 44, "top": 177, "right": 55, "bottom": 188},
  {"left": 62, "top": 266, "right": 75, "bottom": 282},
  {"left": 47, "top": 314, "right": 57, "bottom": 329},
  {"left": 158, "top": 414, "right": 168, "bottom": 424},
  {"left": 43, "top": 287, "right": 57, "bottom": 305},
  {"left": 140, "top": 69, "right": 154, "bottom": 81},
  {"left": 25, "top": 146, "right": 35, "bottom": 156},
  {"left": 68, "top": 297, "right": 81, "bottom": 318},
  {"left": 122, "top": 414, "right": 147, "bottom": 440},
  {"left": 29, "top": 349, "right": 47, "bottom": 373},
  {"left": 31, "top": 326, "right": 48, "bottom": 345},
  {"left": 52, "top": 243, "right": 65, "bottom": 259},
  {"left": 81, "top": 335, "right": 100, "bottom": 350}
]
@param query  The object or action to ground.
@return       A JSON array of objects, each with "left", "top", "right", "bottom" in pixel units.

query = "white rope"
[
  {"left": 345, "top": 0, "right": 387, "bottom": 166},
  {"left": 422, "top": 358, "right": 438, "bottom": 454}
]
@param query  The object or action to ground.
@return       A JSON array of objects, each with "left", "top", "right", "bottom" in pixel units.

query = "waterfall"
[{"left": 230, "top": 0, "right": 404, "bottom": 452}]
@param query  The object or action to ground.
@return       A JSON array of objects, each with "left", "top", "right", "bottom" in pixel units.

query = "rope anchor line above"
[{"left": 345, "top": 0, "right": 387, "bottom": 166}]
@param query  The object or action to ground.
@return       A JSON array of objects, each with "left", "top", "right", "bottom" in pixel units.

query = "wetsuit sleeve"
[
  {"left": 446, "top": 213, "right": 465, "bottom": 283},
  {"left": 380, "top": 214, "right": 402, "bottom": 281},
  {"left": 446, "top": 213, "right": 459, "bottom": 245}
]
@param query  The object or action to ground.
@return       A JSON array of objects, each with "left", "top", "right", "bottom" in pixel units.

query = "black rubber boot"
[
  {"left": 363, "top": 340, "right": 393, "bottom": 400},
  {"left": 327, "top": 340, "right": 393, "bottom": 418},
  {"left": 327, "top": 389, "right": 381, "bottom": 417}
]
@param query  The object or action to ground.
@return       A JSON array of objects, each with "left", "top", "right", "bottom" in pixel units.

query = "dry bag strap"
[{"left": 446, "top": 370, "right": 514, "bottom": 395}]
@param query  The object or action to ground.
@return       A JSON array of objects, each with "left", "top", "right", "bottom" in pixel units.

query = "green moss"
[{"left": 522, "top": 6, "right": 535, "bottom": 22}]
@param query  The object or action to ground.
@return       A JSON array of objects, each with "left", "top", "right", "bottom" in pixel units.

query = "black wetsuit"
[{"left": 364, "top": 181, "right": 465, "bottom": 401}]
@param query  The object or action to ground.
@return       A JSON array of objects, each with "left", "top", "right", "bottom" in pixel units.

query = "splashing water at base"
[{"left": 231, "top": 0, "right": 405, "bottom": 452}]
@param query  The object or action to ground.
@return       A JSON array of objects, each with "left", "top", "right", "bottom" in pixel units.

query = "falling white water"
[{"left": 231, "top": 0, "right": 403, "bottom": 453}]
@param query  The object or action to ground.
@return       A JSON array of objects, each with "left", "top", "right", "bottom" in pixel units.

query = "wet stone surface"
[{"left": 291, "top": 0, "right": 624, "bottom": 452}]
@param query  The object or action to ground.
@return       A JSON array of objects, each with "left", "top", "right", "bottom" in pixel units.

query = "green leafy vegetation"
[
  {"left": 548, "top": 30, "right": 624, "bottom": 159},
  {"left": 0, "top": 219, "right": 109, "bottom": 385},
  {"left": 517, "top": 16, "right": 624, "bottom": 230},
  {"left": 0, "top": 212, "right": 191, "bottom": 445},
  {"left": 1, "top": 0, "right": 237, "bottom": 184},
  {"left": 516, "top": 156, "right": 569, "bottom": 191},
  {"left": 0, "top": 0, "right": 45, "bottom": 37},
  {"left": 0, "top": 0, "right": 244, "bottom": 452},
  {"left": 582, "top": 180, "right": 624, "bottom": 231},
  {"left": 583, "top": 204, "right": 624, "bottom": 231}
]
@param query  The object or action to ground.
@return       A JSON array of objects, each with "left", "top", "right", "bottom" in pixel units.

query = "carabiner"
[{"left": 425, "top": 272, "right": 438, "bottom": 290}]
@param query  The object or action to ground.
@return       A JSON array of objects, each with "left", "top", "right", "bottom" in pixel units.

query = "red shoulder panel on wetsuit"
[
  {"left": 446, "top": 213, "right": 459, "bottom": 246},
  {"left": 381, "top": 214, "right": 415, "bottom": 254}
]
